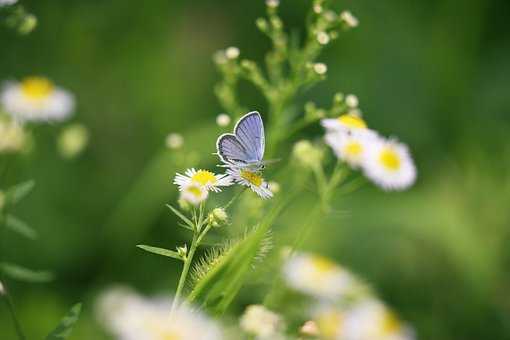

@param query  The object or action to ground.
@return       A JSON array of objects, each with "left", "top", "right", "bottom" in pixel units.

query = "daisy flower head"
[
  {"left": 174, "top": 168, "right": 232, "bottom": 193},
  {"left": 314, "top": 299, "right": 414, "bottom": 340},
  {"left": 321, "top": 113, "right": 368, "bottom": 134},
  {"left": 362, "top": 137, "right": 416, "bottom": 191},
  {"left": 282, "top": 252, "right": 356, "bottom": 301},
  {"left": 324, "top": 130, "right": 377, "bottom": 168},
  {"left": 240, "top": 304, "right": 286, "bottom": 339},
  {"left": 179, "top": 182, "right": 209, "bottom": 206},
  {"left": 97, "top": 287, "right": 223, "bottom": 340},
  {"left": 226, "top": 166, "right": 272, "bottom": 199},
  {"left": 1, "top": 77, "right": 74, "bottom": 123}
]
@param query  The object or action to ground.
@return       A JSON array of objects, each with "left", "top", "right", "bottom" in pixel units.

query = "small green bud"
[
  {"left": 18, "top": 14, "right": 37, "bottom": 35},
  {"left": 176, "top": 244, "right": 188, "bottom": 259},
  {"left": 178, "top": 198, "right": 191, "bottom": 212},
  {"left": 292, "top": 140, "right": 324, "bottom": 169},
  {"left": 256, "top": 18, "right": 269, "bottom": 32},
  {"left": 209, "top": 207, "right": 228, "bottom": 227}
]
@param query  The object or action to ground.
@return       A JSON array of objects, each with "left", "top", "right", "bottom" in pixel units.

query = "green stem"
[{"left": 171, "top": 232, "right": 199, "bottom": 313}]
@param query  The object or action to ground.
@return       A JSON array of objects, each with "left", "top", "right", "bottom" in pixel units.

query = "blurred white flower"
[
  {"left": 216, "top": 113, "right": 231, "bottom": 127},
  {"left": 283, "top": 252, "right": 356, "bottom": 300},
  {"left": 1, "top": 77, "right": 74, "bottom": 122},
  {"left": 96, "top": 287, "right": 223, "bottom": 340},
  {"left": 362, "top": 138, "right": 416, "bottom": 191},
  {"left": 265, "top": 0, "right": 279, "bottom": 8},
  {"left": 340, "top": 11, "right": 359, "bottom": 28},
  {"left": 166, "top": 133, "right": 184, "bottom": 149},
  {"left": 0, "top": 0, "right": 17, "bottom": 6},
  {"left": 325, "top": 130, "right": 377, "bottom": 168},
  {"left": 0, "top": 119, "right": 26, "bottom": 153},
  {"left": 174, "top": 168, "right": 232, "bottom": 193},
  {"left": 57, "top": 123, "right": 89, "bottom": 159},
  {"left": 225, "top": 46, "right": 240, "bottom": 60},
  {"left": 313, "top": 4, "right": 323, "bottom": 14},
  {"left": 313, "top": 62, "right": 328, "bottom": 75},
  {"left": 300, "top": 320, "right": 320, "bottom": 337},
  {"left": 317, "top": 31, "right": 330, "bottom": 45},
  {"left": 0, "top": 280, "right": 4, "bottom": 295},
  {"left": 240, "top": 305, "right": 285, "bottom": 339},
  {"left": 226, "top": 167, "right": 272, "bottom": 199},
  {"left": 321, "top": 113, "right": 368, "bottom": 134},
  {"left": 345, "top": 94, "right": 359, "bottom": 108},
  {"left": 180, "top": 182, "right": 209, "bottom": 206},
  {"left": 315, "top": 299, "right": 414, "bottom": 340}
]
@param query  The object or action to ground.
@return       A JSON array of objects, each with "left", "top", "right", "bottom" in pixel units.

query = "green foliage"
[
  {"left": 0, "top": 262, "right": 53, "bottom": 283},
  {"left": 45, "top": 303, "right": 82, "bottom": 340},
  {"left": 136, "top": 244, "right": 182, "bottom": 261},
  {"left": 188, "top": 202, "right": 283, "bottom": 315}
]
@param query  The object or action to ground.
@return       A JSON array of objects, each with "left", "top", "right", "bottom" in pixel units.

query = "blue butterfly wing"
[
  {"left": 216, "top": 133, "right": 251, "bottom": 165},
  {"left": 234, "top": 111, "right": 265, "bottom": 163}
]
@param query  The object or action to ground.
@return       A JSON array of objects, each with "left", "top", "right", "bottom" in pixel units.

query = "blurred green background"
[{"left": 1, "top": 0, "right": 510, "bottom": 339}]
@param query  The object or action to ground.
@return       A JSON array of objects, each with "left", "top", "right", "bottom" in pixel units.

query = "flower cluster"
[
  {"left": 322, "top": 108, "right": 417, "bottom": 191},
  {"left": 282, "top": 252, "right": 414, "bottom": 340}
]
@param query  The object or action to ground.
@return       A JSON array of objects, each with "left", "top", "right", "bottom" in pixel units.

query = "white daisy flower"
[
  {"left": 282, "top": 252, "right": 356, "bottom": 301},
  {"left": 321, "top": 113, "right": 368, "bottom": 134},
  {"left": 240, "top": 304, "right": 286, "bottom": 339},
  {"left": 324, "top": 130, "right": 377, "bottom": 168},
  {"left": 226, "top": 167, "right": 272, "bottom": 199},
  {"left": 362, "top": 138, "right": 416, "bottom": 191},
  {"left": 0, "top": 0, "right": 17, "bottom": 7},
  {"left": 0, "top": 119, "right": 26, "bottom": 154},
  {"left": 174, "top": 168, "right": 232, "bottom": 193},
  {"left": 179, "top": 182, "right": 209, "bottom": 206},
  {"left": 315, "top": 299, "right": 414, "bottom": 340},
  {"left": 97, "top": 287, "right": 223, "bottom": 340},
  {"left": 1, "top": 77, "right": 74, "bottom": 123}
]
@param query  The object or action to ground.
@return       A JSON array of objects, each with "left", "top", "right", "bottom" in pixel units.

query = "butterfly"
[{"left": 216, "top": 111, "right": 267, "bottom": 171}]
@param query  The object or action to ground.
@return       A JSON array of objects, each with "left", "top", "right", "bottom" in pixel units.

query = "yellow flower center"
[
  {"left": 338, "top": 114, "right": 367, "bottom": 129},
  {"left": 191, "top": 170, "right": 217, "bottom": 186},
  {"left": 187, "top": 185, "right": 203, "bottom": 198},
  {"left": 381, "top": 311, "right": 401, "bottom": 335},
  {"left": 311, "top": 256, "right": 337, "bottom": 274},
  {"left": 240, "top": 170, "right": 263, "bottom": 187},
  {"left": 379, "top": 148, "right": 401, "bottom": 171},
  {"left": 317, "top": 311, "right": 343, "bottom": 338},
  {"left": 21, "top": 77, "right": 54, "bottom": 100},
  {"left": 343, "top": 141, "right": 363, "bottom": 156}
]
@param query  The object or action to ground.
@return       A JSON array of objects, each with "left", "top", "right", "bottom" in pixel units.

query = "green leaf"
[
  {"left": 6, "top": 180, "right": 35, "bottom": 205},
  {"left": 46, "top": 303, "right": 82, "bottom": 340},
  {"left": 5, "top": 215, "right": 38, "bottom": 240},
  {"left": 166, "top": 204, "right": 194, "bottom": 229},
  {"left": 0, "top": 262, "right": 54, "bottom": 283},
  {"left": 136, "top": 245, "right": 182, "bottom": 260},
  {"left": 188, "top": 201, "right": 284, "bottom": 315}
]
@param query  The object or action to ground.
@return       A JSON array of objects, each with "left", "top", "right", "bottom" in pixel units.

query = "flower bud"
[
  {"left": 166, "top": 133, "right": 184, "bottom": 150},
  {"left": 209, "top": 207, "right": 228, "bottom": 227},
  {"left": 176, "top": 245, "right": 188, "bottom": 259},
  {"left": 292, "top": 140, "right": 323, "bottom": 168}
]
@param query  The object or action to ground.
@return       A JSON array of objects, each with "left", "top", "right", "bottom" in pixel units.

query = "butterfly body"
[{"left": 216, "top": 111, "right": 266, "bottom": 171}]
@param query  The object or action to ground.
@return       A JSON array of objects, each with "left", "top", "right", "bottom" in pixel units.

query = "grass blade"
[
  {"left": 6, "top": 180, "right": 35, "bottom": 205},
  {"left": 5, "top": 215, "right": 38, "bottom": 240},
  {"left": 136, "top": 245, "right": 182, "bottom": 260},
  {"left": 46, "top": 303, "right": 82, "bottom": 340},
  {"left": 0, "top": 262, "right": 54, "bottom": 283}
]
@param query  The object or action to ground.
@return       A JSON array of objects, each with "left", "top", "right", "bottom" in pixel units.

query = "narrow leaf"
[
  {"left": 6, "top": 180, "right": 35, "bottom": 205},
  {"left": 0, "top": 262, "right": 54, "bottom": 283},
  {"left": 136, "top": 245, "right": 182, "bottom": 260},
  {"left": 46, "top": 303, "right": 82, "bottom": 340},
  {"left": 166, "top": 204, "right": 194, "bottom": 229},
  {"left": 5, "top": 215, "right": 38, "bottom": 240}
]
